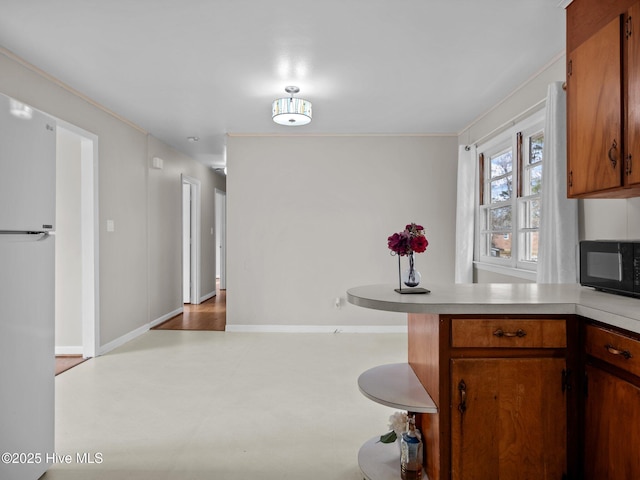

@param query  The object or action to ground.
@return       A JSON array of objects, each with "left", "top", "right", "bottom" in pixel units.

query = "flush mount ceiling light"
[
  {"left": 9, "top": 98, "right": 33, "bottom": 119},
  {"left": 272, "top": 86, "right": 312, "bottom": 126}
]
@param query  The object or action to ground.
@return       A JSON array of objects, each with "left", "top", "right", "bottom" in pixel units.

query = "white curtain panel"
[
  {"left": 537, "top": 81, "right": 579, "bottom": 284},
  {"left": 455, "top": 144, "right": 477, "bottom": 283}
]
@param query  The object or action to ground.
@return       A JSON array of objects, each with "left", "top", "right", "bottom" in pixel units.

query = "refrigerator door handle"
[
  {"left": 37, "top": 231, "right": 54, "bottom": 240},
  {"left": 0, "top": 231, "right": 55, "bottom": 242}
]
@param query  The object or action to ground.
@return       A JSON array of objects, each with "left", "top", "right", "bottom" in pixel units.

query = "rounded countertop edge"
[
  {"left": 346, "top": 284, "right": 640, "bottom": 333},
  {"left": 346, "top": 283, "right": 580, "bottom": 315}
]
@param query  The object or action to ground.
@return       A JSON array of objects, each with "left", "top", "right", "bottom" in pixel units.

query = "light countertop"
[{"left": 347, "top": 283, "right": 640, "bottom": 334}]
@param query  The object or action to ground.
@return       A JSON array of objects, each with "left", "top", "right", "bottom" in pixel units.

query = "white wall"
[
  {"left": 55, "top": 127, "right": 82, "bottom": 349},
  {"left": 460, "top": 54, "right": 566, "bottom": 147},
  {"left": 459, "top": 54, "right": 567, "bottom": 283},
  {"left": 581, "top": 198, "right": 640, "bottom": 241},
  {"left": 226, "top": 135, "right": 458, "bottom": 328},
  {"left": 0, "top": 49, "right": 224, "bottom": 351}
]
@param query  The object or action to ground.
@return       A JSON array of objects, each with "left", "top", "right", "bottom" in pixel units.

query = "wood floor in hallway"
[
  {"left": 153, "top": 288, "right": 226, "bottom": 331},
  {"left": 55, "top": 356, "right": 87, "bottom": 376}
]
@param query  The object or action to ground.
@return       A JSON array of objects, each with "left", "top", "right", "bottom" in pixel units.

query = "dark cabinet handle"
[
  {"left": 605, "top": 343, "right": 633, "bottom": 360},
  {"left": 458, "top": 379, "right": 467, "bottom": 414},
  {"left": 608, "top": 140, "right": 618, "bottom": 168},
  {"left": 493, "top": 328, "right": 527, "bottom": 338}
]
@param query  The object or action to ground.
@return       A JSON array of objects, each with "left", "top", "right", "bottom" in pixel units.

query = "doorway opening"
[
  {"left": 54, "top": 122, "right": 99, "bottom": 363},
  {"left": 182, "top": 175, "right": 201, "bottom": 305}
]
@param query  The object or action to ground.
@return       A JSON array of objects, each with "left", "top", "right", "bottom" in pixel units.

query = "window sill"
[{"left": 474, "top": 261, "right": 537, "bottom": 282}]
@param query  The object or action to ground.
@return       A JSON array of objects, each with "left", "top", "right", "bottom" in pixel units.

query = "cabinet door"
[
  {"left": 567, "top": 15, "right": 622, "bottom": 197},
  {"left": 584, "top": 364, "right": 640, "bottom": 479},
  {"left": 625, "top": 3, "right": 640, "bottom": 186},
  {"left": 451, "top": 358, "right": 566, "bottom": 480}
]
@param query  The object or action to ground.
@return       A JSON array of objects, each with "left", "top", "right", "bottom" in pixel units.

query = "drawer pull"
[
  {"left": 605, "top": 343, "right": 633, "bottom": 360},
  {"left": 493, "top": 328, "right": 527, "bottom": 338}
]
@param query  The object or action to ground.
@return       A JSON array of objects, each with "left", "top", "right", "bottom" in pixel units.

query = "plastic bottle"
[{"left": 400, "top": 415, "right": 423, "bottom": 480}]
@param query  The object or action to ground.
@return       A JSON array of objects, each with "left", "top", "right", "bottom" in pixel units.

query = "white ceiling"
[{"left": 0, "top": 0, "right": 566, "bottom": 170}]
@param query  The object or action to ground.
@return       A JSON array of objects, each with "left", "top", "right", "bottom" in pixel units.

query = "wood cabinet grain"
[
  {"left": 584, "top": 365, "right": 640, "bottom": 479},
  {"left": 624, "top": 3, "right": 640, "bottom": 186},
  {"left": 451, "top": 358, "right": 567, "bottom": 480},
  {"left": 585, "top": 323, "right": 640, "bottom": 377},
  {"left": 566, "top": 0, "right": 640, "bottom": 197},
  {"left": 567, "top": 16, "right": 622, "bottom": 197},
  {"left": 409, "top": 315, "right": 576, "bottom": 480},
  {"left": 451, "top": 318, "right": 566, "bottom": 348},
  {"left": 583, "top": 322, "right": 640, "bottom": 479}
]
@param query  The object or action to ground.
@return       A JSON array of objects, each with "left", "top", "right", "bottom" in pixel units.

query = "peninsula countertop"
[{"left": 347, "top": 283, "right": 640, "bottom": 334}]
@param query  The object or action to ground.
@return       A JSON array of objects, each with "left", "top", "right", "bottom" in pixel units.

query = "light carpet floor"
[{"left": 44, "top": 330, "right": 407, "bottom": 480}]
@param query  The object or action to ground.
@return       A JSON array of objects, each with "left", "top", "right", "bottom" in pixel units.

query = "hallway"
[{"left": 153, "top": 287, "right": 226, "bottom": 331}]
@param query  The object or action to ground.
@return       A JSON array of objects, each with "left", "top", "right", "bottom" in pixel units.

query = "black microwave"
[{"left": 580, "top": 241, "right": 640, "bottom": 298}]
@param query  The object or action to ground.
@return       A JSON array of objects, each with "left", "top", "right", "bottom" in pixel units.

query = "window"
[{"left": 477, "top": 110, "right": 544, "bottom": 273}]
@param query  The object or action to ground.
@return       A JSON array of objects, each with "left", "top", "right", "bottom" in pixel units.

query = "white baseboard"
[
  {"left": 97, "top": 320, "right": 404, "bottom": 357},
  {"left": 99, "top": 323, "right": 150, "bottom": 356},
  {"left": 199, "top": 290, "right": 216, "bottom": 303},
  {"left": 225, "top": 325, "right": 407, "bottom": 333},
  {"left": 149, "top": 307, "right": 183, "bottom": 328},
  {"left": 97, "top": 306, "right": 187, "bottom": 356},
  {"left": 55, "top": 346, "right": 84, "bottom": 355}
]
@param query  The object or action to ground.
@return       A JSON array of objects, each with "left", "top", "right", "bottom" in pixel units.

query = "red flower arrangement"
[{"left": 387, "top": 223, "right": 429, "bottom": 256}]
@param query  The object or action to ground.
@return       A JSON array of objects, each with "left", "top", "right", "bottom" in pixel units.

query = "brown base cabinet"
[
  {"left": 360, "top": 311, "right": 640, "bottom": 479},
  {"left": 408, "top": 314, "right": 578, "bottom": 480},
  {"left": 451, "top": 358, "right": 567, "bottom": 480},
  {"left": 348, "top": 285, "right": 640, "bottom": 478},
  {"left": 583, "top": 322, "right": 640, "bottom": 479}
]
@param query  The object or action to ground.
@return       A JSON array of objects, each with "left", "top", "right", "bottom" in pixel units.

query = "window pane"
[
  {"left": 521, "top": 199, "right": 540, "bottom": 229},
  {"left": 490, "top": 206, "right": 512, "bottom": 230},
  {"left": 490, "top": 233, "right": 511, "bottom": 259},
  {"left": 490, "top": 175, "right": 512, "bottom": 203},
  {"left": 490, "top": 149, "right": 512, "bottom": 178},
  {"left": 520, "top": 231, "right": 539, "bottom": 262},
  {"left": 527, "top": 164, "right": 542, "bottom": 195},
  {"left": 529, "top": 133, "right": 543, "bottom": 165},
  {"left": 477, "top": 114, "right": 544, "bottom": 267}
]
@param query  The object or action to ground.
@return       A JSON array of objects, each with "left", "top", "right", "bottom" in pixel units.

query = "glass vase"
[{"left": 401, "top": 252, "right": 421, "bottom": 287}]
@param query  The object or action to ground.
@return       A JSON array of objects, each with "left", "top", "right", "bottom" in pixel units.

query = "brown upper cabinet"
[{"left": 567, "top": 0, "right": 640, "bottom": 197}]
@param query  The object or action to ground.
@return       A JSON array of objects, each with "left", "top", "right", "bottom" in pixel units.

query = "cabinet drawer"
[
  {"left": 585, "top": 324, "right": 640, "bottom": 377},
  {"left": 451, "top": 319, "right": 567, "bottom": 348}
]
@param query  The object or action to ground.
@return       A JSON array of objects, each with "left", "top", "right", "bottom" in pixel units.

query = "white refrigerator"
[{"left": 0, "top": 93, "right": 56, "bottom": 480}]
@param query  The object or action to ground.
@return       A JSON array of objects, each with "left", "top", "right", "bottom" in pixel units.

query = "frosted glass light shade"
[
  {"left": 272, "top": 97, "right": 312, "bottom": 126},
  {"left": 9, "top": 98, "right": 33, "bottom": 119}
]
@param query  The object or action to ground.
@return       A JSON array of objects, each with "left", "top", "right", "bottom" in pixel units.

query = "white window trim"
[
  {"left": 475, "top": 108, "right": 545, "bottom": 276},
  {"left": 473, "top": 261, "right": 538, "bottom": 282}
]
